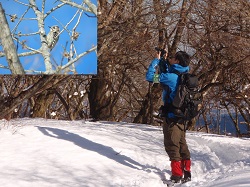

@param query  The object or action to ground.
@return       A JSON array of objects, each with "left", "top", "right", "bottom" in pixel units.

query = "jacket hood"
[{"left": 169, "top": 64, "right": 189, "bottom": 74}]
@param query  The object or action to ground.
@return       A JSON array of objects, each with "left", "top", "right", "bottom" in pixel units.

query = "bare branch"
[
  {"left": 84, "top": 0, "right": 97, "bottom": 16},
  {"left": 58, "top": 45, "right": 97, "bottom": 73},
  {"left": 59, "top": 0, "right": 97, "bottom": 16},
  {"left": 16, "top": 31, "right": 40, "bottom": 37},
  {"left": 0, "top": 64, "right": 10, "bottom": 69},
  {"left": 13, "top": 0, "right": 29, "bottom": 7},
  {"left": 11, "top": 6, "right": 31, "bottom": 34},
  {"left": 69, "top": 9, "right": 84, "bottom": 72},
  {"left": 53, "top": 8, "right": 80, "bottom": 36},
  {"left": 29, "top": 0, "right": 53, "bottom": 74},
  {"left": 0, "top": 51, "right": 39, "bottom": 58},
  {"left": 42, "top": 0, "right": 46, "bottom": 14},
  {"left": 44, "top": 3, "right": 66, "bottom": 18}
]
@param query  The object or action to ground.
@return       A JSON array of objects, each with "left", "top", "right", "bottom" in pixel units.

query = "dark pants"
[{"left": 162, "top": 119, "right": 190, "bottom": 161}]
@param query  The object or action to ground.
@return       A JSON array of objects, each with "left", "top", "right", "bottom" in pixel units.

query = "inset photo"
[{"left": 0, "top": 0, "right": 97, "bottom": 74}]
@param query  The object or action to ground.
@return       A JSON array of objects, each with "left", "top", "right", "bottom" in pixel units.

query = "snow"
[{"left": 0, "top": 118, "right": 249, "bottom": 187}]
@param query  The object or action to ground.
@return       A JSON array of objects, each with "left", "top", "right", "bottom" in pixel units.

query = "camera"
[
  {"left": 155, "top": 47, "right": 170, "bottom": 73},
  {"left": 155, "top": 47, "right": 166, "bottom": 57}
]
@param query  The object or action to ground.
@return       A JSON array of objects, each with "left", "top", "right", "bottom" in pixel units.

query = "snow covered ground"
[{"left": 0, "top": 118, "right": 249, "bottom": 187}]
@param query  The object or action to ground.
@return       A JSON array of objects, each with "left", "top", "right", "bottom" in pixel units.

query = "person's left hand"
[{"left": 156, "top": 51, "right": 161, "bottom": 59}]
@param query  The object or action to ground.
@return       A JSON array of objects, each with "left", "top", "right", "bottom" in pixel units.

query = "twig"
[
  {"left": 60, "top": 41, "right": 69, "bottom": 66},
  {"left": 69, "top": 8, "right": 84, "bottom": 73},
  {"left": 14, "top": 0, "right": 29, "bottom": 7},
  {"left": 17, "top": 31, "right": 40, "bottom": 37},
  {"left": 18, "top": 51, "right": 39, "bottom": 57},
  {"left": 13, "top": 37, "right": 41, "bottom": 53},
  {"left": 59, "top": 0, "right": 96, "bottom": 15},
  {"left": 42, "top": 0, "right": 46, "bottom": 14},
  {"left": 53, "top": 7, "right": 80, "bottom": 36},
  {"left": 58, "top": 45, "right": 97, "bottom": 73},
  {"left": 12, "top": 7, "right": 31, "bottom": 34},
  {"left": 0, "top": 64, "right": 10, "bottom": 69},
  {"left": 44, "top": 3, "right": 66, "bottom": 18}
]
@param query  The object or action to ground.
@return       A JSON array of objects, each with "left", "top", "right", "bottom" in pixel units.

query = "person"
[{"left": 146, "top": 50, "right": 192, "bottom": 184}]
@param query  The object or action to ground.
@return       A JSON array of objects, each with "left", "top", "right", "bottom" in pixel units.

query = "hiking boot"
[
  {"left": 182, "top": 170, "right": 191, "bottom": 183},
  {"left": 170, "top": 175, "right": 182, "bottom": 183}
]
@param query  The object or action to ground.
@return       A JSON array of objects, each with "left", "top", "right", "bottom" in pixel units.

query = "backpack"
[
  {"left": 159, "top": 72, "right": 202, "bottom": 121},
  {"left": 171, "top": 72, "right": 202, "bottom": 121}
]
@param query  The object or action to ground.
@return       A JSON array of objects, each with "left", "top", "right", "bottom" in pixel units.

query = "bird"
[{"left": 46, "top": 25, "right": 60, "bottom": 50}]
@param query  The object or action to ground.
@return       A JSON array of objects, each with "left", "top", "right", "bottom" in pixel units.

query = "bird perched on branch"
[{"left": 46, "top": 25, "right": 60, "bottom": 50}]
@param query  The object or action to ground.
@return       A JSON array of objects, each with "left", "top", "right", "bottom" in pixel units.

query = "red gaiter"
[
  {"left": 171, "top": 160, "right": 183, "bottom": 176},
  {"left": 181, "top": 159, "right": 191, "bottom": 171}
]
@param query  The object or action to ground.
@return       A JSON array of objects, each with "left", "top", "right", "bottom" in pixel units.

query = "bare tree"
[
  {"left": 31, "top": 75, "right": 91, "bottom": 120},
  {"left": 90, "top": 0, "right": 152, "bottom": 121},
  {"left": 0, "top": 75, "right": 92, "bottom": 120},
  {"left": 1, "top": 0, "right": 249, "bottom": 138},
  {"left": 188, "top": 0, "right": 250, "bottom": 135},
  {"left": 134, "top": 0, "right": 196, "bottom": 125},
  {"left": 0, "top": 75, "right": 70, "bottom": 119},
  {"left": 0, "top": 0, "right": 97, "bottom": 74},
  {"left": 95, "top": 0, "right": 250, "bottom": 136}
]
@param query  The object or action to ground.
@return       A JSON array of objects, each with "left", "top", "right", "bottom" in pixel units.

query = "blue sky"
[{"left": 0, "top": 0, "right": 97, "bottom": 74}]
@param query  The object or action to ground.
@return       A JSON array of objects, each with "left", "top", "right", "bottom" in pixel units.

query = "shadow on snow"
[{"left": 37, "top": 126, "right": 165, "bottom": 177}]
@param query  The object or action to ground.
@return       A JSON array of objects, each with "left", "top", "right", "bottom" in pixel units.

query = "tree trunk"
[
  {"left": 0, "top": 3, "right": 24, "bottom": 74},
  {"left": 0, "top": 75, "right": 68, "bottom": 119},
  {"left": 32, "top": 90, "right": 54, "bottom": 118},
  {"left": 133, "top": 83, "right": 162, "bottom": 125},
  {"left": 88, "top": 74, "right": 112, "bottom": 120}
]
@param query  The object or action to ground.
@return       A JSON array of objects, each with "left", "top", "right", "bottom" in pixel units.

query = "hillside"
[{"left": 0, "top": 118, "right": 249, "bottom": 187}]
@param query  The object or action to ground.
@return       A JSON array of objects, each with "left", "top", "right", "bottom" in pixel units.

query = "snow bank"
[{"left": 0, "top": 118, "right": 249, "bottom": 187}]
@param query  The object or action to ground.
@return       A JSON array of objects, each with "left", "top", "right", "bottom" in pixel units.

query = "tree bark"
[
  {"left": 88, "top": 74, "right": 112, "bottom": 120},
  {"left": 0, "top": 3, "right": 25, "bottom": 74},
  {"left": 32, "top": 90, "right": 54, "bottom": 118}
]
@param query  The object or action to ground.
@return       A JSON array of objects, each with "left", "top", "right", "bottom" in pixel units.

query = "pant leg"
[
  {"left": 163, "top": 120, "right": 184, "bottom": 177},
  {"left": 179, "top": 129, "right": 191, "bottom": 179},
  {"left": 180, "top": 130, "right": 191, "bottom": 160},
  {"left": 162, "top": 120, "right": 182, "bottom": 161}
]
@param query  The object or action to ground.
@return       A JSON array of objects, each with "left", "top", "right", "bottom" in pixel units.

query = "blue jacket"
[
  {"left": 146, "top": 59, "right": 190, "bottom": 118},
  {"left": 145, "top": 58, "right": 160, "bottom": 82}
]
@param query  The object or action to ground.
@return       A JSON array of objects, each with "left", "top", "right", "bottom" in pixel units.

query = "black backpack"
[
  {"left": 160, "top": 72, "right": 202, "bottom": 121},
  {"left": 171, "top": 72, "right": 202, "bottom": 120}
]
